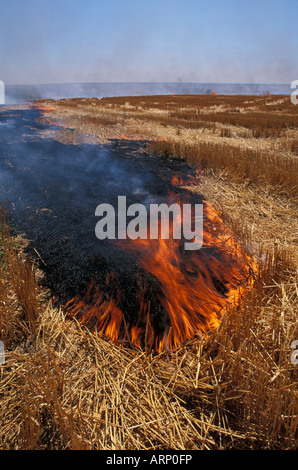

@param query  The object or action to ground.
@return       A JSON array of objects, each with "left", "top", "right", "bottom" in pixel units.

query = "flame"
[
  {"left": 114, "top": 198, "right": 256, "bottom": 350},
  {"left": 30, "top": 102, "right": 56, "bottom": 114},
  {"left": 30, "top": 102, "right": 70, "bottom": 130},
  {"left": 64, "top": 186, "right": 257, "bottom": 351},
  {"left": 171, "top": 169, "right": 202, "bottom": 187}
]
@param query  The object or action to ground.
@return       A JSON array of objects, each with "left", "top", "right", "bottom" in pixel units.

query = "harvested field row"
[
  {"left": 147, "top": 140, "right": 298, "bottom": 198},
  {"left": 44, "top": 94, "right": 298, "bottom": 154}
]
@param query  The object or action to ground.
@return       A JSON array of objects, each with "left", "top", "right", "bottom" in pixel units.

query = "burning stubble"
[
  {"left": 0, "top": 105, "right": 257, "bottom": 351},
  {"left": 94, "top": 196, "right": 203, "bottom": 250}
]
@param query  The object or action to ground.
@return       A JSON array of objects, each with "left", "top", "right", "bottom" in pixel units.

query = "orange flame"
[
  {"left": 64, "top": 189, "right": 257, "bottom": 351},
  {"left": 115, "top": 198, "right": 256, "bottom": 350},
  {"left": 30, "top": 102, "right": 56, "bottom": 114},
  {"left": 171, "top": 169, "right": 202, "bottom": 187},
  {"left": 30, "top": 102, "right": 58, "bottom": 127}
]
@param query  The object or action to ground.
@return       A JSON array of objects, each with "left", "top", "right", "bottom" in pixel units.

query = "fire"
[
  {"left": 30, "top": 101, "right": 56, "bottom": 114},
  {"left": 171, "top": 169, "right": 202, "bottom": 187},
  {"left": 28, "top": 99, "right": 256, "bottom": 351},
  {"left": 114, "top": 198, "right": 256, "bottom": 350},
  {"left": 30, "top": 101, "right": 58, "bottom": 127},
  {"left": 64, "top": 280, "right": 123, "bottom": 341},
  {"left": 64, "top": 186, "right": 257, "bottom": 351}
]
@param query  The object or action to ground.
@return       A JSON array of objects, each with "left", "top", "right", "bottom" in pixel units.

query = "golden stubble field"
[{"left": 0, "top": 94, "right": 297, "bottom": 450}]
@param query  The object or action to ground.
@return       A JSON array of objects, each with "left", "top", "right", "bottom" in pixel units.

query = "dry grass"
[
  {"left": 0, "top": 95, "right": 297, "bottom": 450},
  {"left": 147, "top": 139, "right": 298, "bottom": 198},
  {"left": 0, "top": 204, "right": 41, "bottom": 343}
]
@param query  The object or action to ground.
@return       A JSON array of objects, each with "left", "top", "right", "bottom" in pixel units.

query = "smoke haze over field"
[
  {"left": 0, "top": 0, "right": 297, "bottom": 87},
  {"left": 4, "top": 82, "right": 292, "bottom": 105}
]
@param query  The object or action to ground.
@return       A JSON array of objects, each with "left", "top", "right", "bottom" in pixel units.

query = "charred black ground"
[{"left": 0, "top": 107, "right": 234, "bottom": 342}]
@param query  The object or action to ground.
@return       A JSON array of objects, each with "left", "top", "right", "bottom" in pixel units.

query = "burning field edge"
[{"left": 0, "top": 95, "right": 297, "bottom": 450}]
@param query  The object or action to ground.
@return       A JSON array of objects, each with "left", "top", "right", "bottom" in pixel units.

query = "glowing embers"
[{"left": 64, "top": 196, "right": 257, "bottom": 352}]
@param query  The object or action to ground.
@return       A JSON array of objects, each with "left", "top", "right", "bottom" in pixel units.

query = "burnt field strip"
[{"left": 0, "top": 106, "right": 255, "bottom": 350}]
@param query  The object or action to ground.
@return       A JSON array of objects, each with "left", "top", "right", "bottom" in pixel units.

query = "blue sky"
[{"left": 0, "top": 0, "right": 297, "bottom": 84}]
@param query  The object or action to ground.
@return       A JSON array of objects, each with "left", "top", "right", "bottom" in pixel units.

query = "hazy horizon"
[
  {"left": 6, "top": 80, "right": 290, "bottom": 87},
  {"left": 4, "top": 81, "right": 291, "bottom": 105}
]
